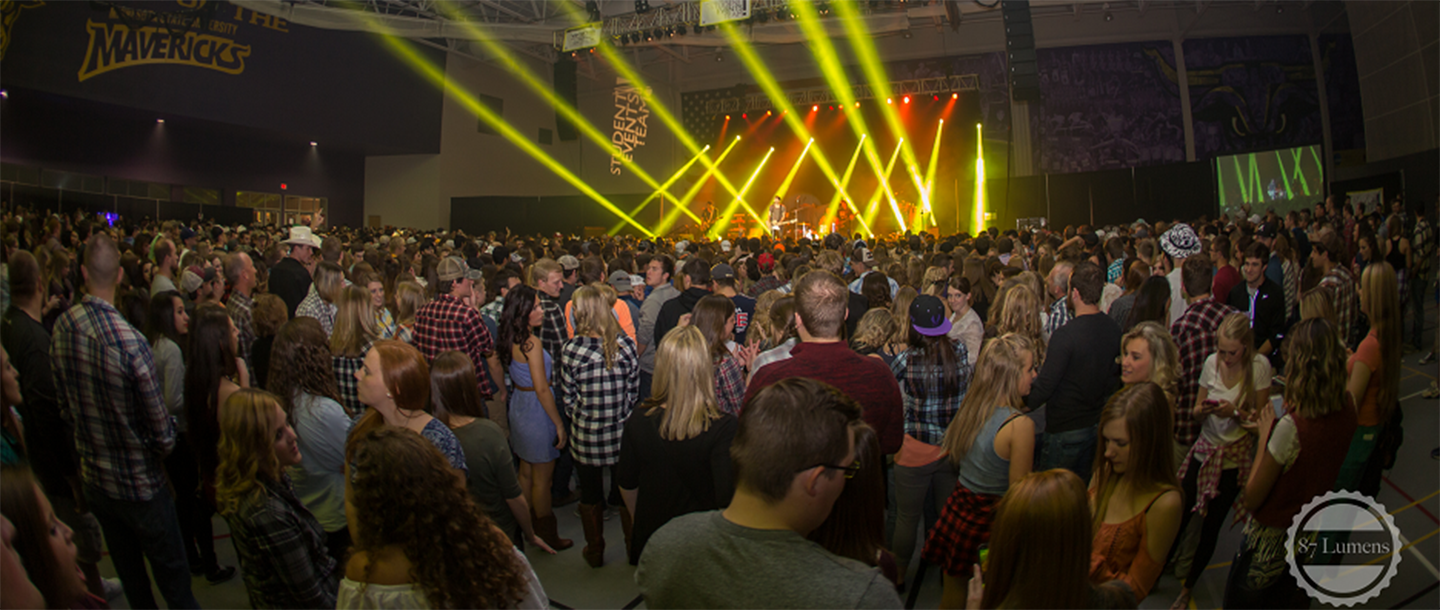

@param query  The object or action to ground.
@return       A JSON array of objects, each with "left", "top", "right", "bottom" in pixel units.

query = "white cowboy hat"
[{"left": 282, "top": 226, "right": 322, "bottom": 249}]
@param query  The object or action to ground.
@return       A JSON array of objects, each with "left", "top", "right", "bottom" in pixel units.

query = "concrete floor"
[{"left": 100, "top": 299, "right": 1439, "bottom": 609}]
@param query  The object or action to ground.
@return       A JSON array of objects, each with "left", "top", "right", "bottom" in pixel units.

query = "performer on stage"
[
  {"left": 701, "top": 201, "right": 717, "bottom": 225},
  {"left": 767, "top": 196, "right": 787, "bottom": 235}
]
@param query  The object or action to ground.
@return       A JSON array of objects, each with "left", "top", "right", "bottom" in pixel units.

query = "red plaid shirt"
[
  {"left": 1319, "top": 266, "right": 1359, "bottom": 347},
  {"left": 414, "top": 293, "right": 497, "bottom": 396},
  {"left": 1170, "top": 299, "right": 1237, "bottom": 446}
]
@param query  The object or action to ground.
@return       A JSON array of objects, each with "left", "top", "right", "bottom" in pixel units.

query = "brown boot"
[
  {"left": 619, "top": 504, "right": 635, "bottom": 563},
  {"left": 579, "top": 503, "right": 606, "bottom": 568},
  {"left": 532, "top": 510, "right": 573, "bottom": 551}
]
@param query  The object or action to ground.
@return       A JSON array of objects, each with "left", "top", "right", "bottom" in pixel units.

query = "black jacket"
[
  {"left": 269, "top": 257, "right": 312, "bottom": 318},
  {"left": 654, "top": 287, "right": 712, "bottom": 346},
  {"left": 1227, "top": 278, "right": 1286, "bottom": 359}
]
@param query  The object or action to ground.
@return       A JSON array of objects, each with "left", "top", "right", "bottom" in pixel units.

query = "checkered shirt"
[
  {"left": 332, "top": 342, "right": 371, "bottom": 418},
  {"left": 414, "top": 293, "right": 498, "bottom": 396},
  {"left": 479, "top": 296, "right": 505, "bottom": 324},
  {"left": 1043, "top": 296, "right": 1073, "bottom": 344},
  {"left": 1108, "top": 258, "right": 1123, "bottom": 284},
  {"left": 559, "top": 335, "right": 640, "bottom": 466},
  {"left": 296, "top": 286, "right": 337, "bottom": 337},
  {"left": 51, "top": 295, "right": 175, "bottom": 501},
  {"left": 224, "top": 475, "right": 338, "bottom": 609},
  {"left": 713, "top": 354, "right": 747, "bottom": 416},
  {"left": 891, "top": 341, "right": 973, "bottom": 446},
  {"left": 1178, "top": 432, "right": 1256, "bottom": 524},
  {"left": 1413, "top": 217, "right": 1434, "bottom": 283},
  {"left": 1169, "top": 299, "right": 1237, "bottom": 446},
  {"left": 538, "top": 294, "right": 569, "bottom": 382},
  {"left": 228, "top": 291, "right": 256, "bottom": 373},
  {"left": 1319, "top": 265, "right": 1359, "bottom": 347}
]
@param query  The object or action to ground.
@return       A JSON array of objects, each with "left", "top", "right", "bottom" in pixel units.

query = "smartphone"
[
  {"left": 1271, "top": 395, "right": 1285, "bottom": 418},
  {"left": 978, "top": 544, "right": 989, "bottom": 569}
]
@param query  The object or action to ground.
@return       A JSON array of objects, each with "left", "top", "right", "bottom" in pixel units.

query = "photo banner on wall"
[
  {"left": 0, "top": 0, "right": 444, "bottom": 154},
  {"left": 1183, "top": 36, "right": 1322, "bottom": 159}
]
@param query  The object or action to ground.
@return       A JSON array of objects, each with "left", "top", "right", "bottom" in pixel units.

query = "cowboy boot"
[
  {"left": 579, "top": 503, "right": 606, "bottom": 568},
  {"left": 532, "top": 507, "right": 573, "bottom": 551}
]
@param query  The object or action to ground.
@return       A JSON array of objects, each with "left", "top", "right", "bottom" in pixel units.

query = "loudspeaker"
[
  {"left": 1001, "top": 0, "right": 1040, "bottom": 103},
  {"left": 554, "top": 58, "right": 579, "bottom": 141}
]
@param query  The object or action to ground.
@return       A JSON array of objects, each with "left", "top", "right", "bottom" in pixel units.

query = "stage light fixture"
[
  {"left": 725, "top": 115, "right": 731, "bottom": 120},
  {"left": 742, "top": 113, "right": 747, "bottom": 118},
  {"left": 678, "top": 24, "right": 688, "bottom": 35},
  {"left": 634, "top": 0, "right": 650, "bottom": 14},
  {"left": 757, "top": 11, "right": 769, "bottom": 23},
  {"left": 952, "top": 92, "right": 958, "bottom": 99},
  {"left": 933, "top": 95, "right": 939, "bottom": 101},
  {"left": 157, "top": 118, "right": 165, "bottom": 123},
  {"left": 812, "top": 104, "right": 819, "bottom": 111},
  {"left": 309, "top": 141, "right": 317, "bottom": 146},
  {"left": 585, "top": 0, "right": 601, "bottom": 22},
  {"left": 886, "top": 97, "right": 893, "bottom": 104},
  {"left": 903, "top": 96, "right": 910, "bottom": 104},
  {"left": 766, "top": 110, "right": 772, "bottom": 116}
]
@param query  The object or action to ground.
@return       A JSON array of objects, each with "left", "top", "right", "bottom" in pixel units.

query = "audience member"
[
  {"left": 560, "top": 285, "right": 641, "bottom": 567},
  {"left": 267, "top": 317, "right": 353, "bottom": 564},
  {"left": 808, "top": 424, "right": 897, "bottom": 585},
  {"left": 636, "top": 378, "right": 902, "bottom": 608},
  {"left": 331, "top": 285, "right": 380, "bottom": 415},
  {"left": 224, "top": 251, "right": 259, "bottom": 374},
  {"left": 249, "top": 293, "right": 288, "bottom": 389},
  {"left": 342, "top": 427, "right": 548, "bottom": 609},
  {"left": 297, "top": 262, "right": 344, "bottom": 337},
  {"left": 944, "top": 277, "right": 983, "bottom": 366},
  {"left": 0, "top": 467, "right": 108, "bottom": 608},
  {"left": 1337, "top": 262, "right": 1400, "bottom": 496},
  {"left": 1158, "top": 223, "right": 1203, "bottom": 327},
  {"left": 1311, "top": 227, "right": 1360, "bottom": 348},
  {"left": 1089, "top": 382, "right": 1182, "bottom": 602},
  {"left": 923, "top": 334, "right": 1036, "bottom": 608},
  {"left": 618, "top": 327, "right": 737, "bottom": 565},
  {"left": 348, "top": 339, "right": 466, "bottom": 472},
  {"left": 214, "top": 389, "right": 338, "bottom": 609},
  {"left": 1226, "top": 242, "right": 1285, "bottom": 365},
  {"left": 636, "top": 254, "right": 679, "bottom": 398},
  {"left": 1170, "top": 256, "right": 1238, "bottom": 464},
  {"left": 690, "top": 293, "right": 753, "bottom": 415},
  {"left": 270, "top": 226, "right": 321, "bottom": 317},
  {"left": 413, "top": 257, "right": 505, "bottom": 399}
]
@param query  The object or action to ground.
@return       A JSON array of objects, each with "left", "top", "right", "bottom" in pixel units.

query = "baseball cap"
[
  {"left": 179, "top": 227, "right": 197, "bottom": 241},
  {"left": 711, "top": 263, "right": 736, "bottom": 281},
  {"left": 1159, "top": 223, "right": 1202, "bottom": 259},
  {"left": 437, "top": 257, "right": 482, "bottom": 282},
  {"left": 558, "top": 255, "right": 580, "bottom": 271},
  {"left": 855, "top": 247, "right": 876, "bottom": 265},
  {"left": 607, "top": 270, "right": 632, "bottom": 292},
  {"left": 721, "top": 239, "right": 732, "bottom": 252},
  {"left": 909, "top": 294, "right": 952, "bottom": 337},
  {"left": 756, "top": 252, "right": 776, "bottom": 273},
  {"left": 1256, "top": 222, "right": 1278, "bottom": 239}
]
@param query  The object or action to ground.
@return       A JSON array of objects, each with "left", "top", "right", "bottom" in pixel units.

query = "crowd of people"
[{"left": 0, "top": 192, "right": 1432, "bottom": 609}]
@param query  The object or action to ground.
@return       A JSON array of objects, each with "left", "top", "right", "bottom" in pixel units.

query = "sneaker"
[
  {"left": 101, "top": 577, "right": 124, "bottom": 602},
  {"left": 1423, "top": 382, "right": 1440, "bottom": 400},
  {"left": 205, "top": 566, "right": 237, "bottom": 585},
  {"left": 1420, "top": 351, "right": 1437, "bottom": 365}
]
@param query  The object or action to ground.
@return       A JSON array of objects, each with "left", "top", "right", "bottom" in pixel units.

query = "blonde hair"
[
  {"left": 313, "top": 262, "right": 345, "bottom": 304},
  {"left": 1215, "top": 313, "right": 1259, "bottom": 413},
  {"left": 1283, "top": 318, "right": 1349, "bottom": 420},
  {"left": 940, "top": 333, "right": 1035, "bottom": 465},
  {"left": 572, "top": 285, "right": 620, "bottom": 369},
  {"left": 1359, "top": 262, "right": 1400, "bottom": 421},
  {"left": 395, "top": 281, "right": 426, "bottom": 325},
  {"left": 645, "top": 326, "right": 723, "bottom": 441},
  {"left": 214, "top": 389, "right": 285, "bottom": 516},
  {"left": 529, "top": 258, "right": 562, "bottom": 286},
  {"left": 851, "top": 309, "right": 898, "bottom": 351},
  {"left": 1120, "top": 321, "right": 1180, "bottom": 407},
  {"left": 331, "top": 285, "right": 379, "bottom": 357},
  {"left": 891, "top": 286, "right": 918, "bottom": 333},
  {"left": 991, "top": 283, "right": 1045, "bottom": 355},
  {"left": 1299, "top": 288, "right": 1337, "bottom": 327}
]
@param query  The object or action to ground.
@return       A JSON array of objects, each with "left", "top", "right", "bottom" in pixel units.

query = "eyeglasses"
[{"left": 799, "top": 460, "right": 862, "bottom": 479}]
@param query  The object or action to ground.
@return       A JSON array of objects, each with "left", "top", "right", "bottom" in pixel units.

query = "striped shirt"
[{"left": 51, "top": 295, "right": 176, "bottom": 501}]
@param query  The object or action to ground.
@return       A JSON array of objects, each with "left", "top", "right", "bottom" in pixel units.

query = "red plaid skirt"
[{"left": 921, "top": 485, "right": 1002, "bottom": 577}]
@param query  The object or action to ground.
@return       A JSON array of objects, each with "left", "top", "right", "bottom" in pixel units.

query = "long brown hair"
[
  {"left": 1283, "top": 318, "right": 1349, "bottom": 420},
  {"left": 267, "top": 317, "right": 342, "bottom": 424},
  {"left": 430, "top": 350, "right": 487, "bottom": 424},
  {"left": 807, "top": 424, "right": 885, "bottom": 565},
  {"left": 0, "top": 467, "right": 81, "bottom": 609},
  {"left": 1089, "top": 382, "right": 1179, "bottom": 534},
  {"left": 346, "top": 340, "right": 432, "bottom": 460},
  {"left": 940, "top": 333, "right": 1034, "bottom": 465},
  {"left": 348, "top": 427, "right": 530, "bottom": 609},
  {"left": 214, "top": 389, "right": 286, "bottom": 516},
  {"left": 691, "top": 294, "right": 737, "bottom": 362},
  {"left": 331, "top": 285, "right": 378, "bottom": 358},
  {"left": 980, "top": 469, "right": 1093, "bottom": 609},
  {"left": 1360, "top": 262, "right": 1400, "bottom": 422}
]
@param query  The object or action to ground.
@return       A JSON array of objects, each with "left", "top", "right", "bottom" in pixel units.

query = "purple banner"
[{"left": 1183, "top": 36, "right": 1322, "bottom": 158}]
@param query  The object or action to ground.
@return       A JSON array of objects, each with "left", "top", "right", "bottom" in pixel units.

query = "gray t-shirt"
[{"left": 637, "top": 510, "right": 902, "bottom": 609}]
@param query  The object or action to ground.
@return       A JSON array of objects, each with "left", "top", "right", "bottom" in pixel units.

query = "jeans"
[
  {"left": 638, "top": 370, "right": 654, "bottom": 404},
  {"left": 1177, "top": 460, "right": 1242, "bottom": 588},
  {"left": 892, "top": 456, "right": 957, "bottom": 576},
  {"left": 1037, "top": 426, "right": 1098, "bottom": 483},
  {"left": 84, "top": 485, "right": 200, "bottom": 609},
  {"left": 165, "top": 433, "right": 218, "bottom": 574}
]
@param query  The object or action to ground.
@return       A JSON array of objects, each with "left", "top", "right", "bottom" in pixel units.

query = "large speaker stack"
[
  {"left": 554, "top": 57, "right": 579, "bottom": 141},
  {"left": 1001, "top": 0, "right": 1040, "bottom": 103}
]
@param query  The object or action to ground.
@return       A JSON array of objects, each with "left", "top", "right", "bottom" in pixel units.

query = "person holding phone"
[{"left": 1169, "top": 313, "right": 1270, "bottom": 610}]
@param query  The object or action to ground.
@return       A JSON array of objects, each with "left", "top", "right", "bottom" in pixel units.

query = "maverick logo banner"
[{"left": 79, "top": 19, "right": 251, "bottom": 81}]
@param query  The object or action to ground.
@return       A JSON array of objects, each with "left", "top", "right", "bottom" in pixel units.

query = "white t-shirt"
[
  {"left": 336, "top": 548, "right": 547, "bottom": 609},
  {"left": 1267, "top": 415, "right": 1301, "bottom": 472},
  {"left": 1198, "top": 353, "right": 1272, "bottom": 449},
  {"left": 1167, "top": 267, "right": 1185, "bottom": 327}
]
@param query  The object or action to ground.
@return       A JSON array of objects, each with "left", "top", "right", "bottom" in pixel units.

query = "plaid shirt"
[
  {"left": 51, "top": 295, "right": 175, "bottom": 501},
  {"left": 296, "top": 286, "right": 337, "bottom": 337},
  {"left": 228, "top": 291, "right": 256, "bottom": 374},
  {"left": 891, "top": 341, "right": 973, "bottom": 446},
  {"left": 223, "top": 475, "right": 338, "bottom": 609},
  {"left": 1042, "top": 296, "right": 1073, "bottom": 344},
  {"left": 414, "top": 293, "right": 498, "bottom": 396},
  {"left": 1178, "top": 433, "right": 1256, "bottom": 525},
  {"left": 1170, "top": 300, "right": 1237, "bottom": 446},
  {"left": 479, "top": 296, "right": 505, "bottom": 324},
  {"left": 747, "top": 276, "right": 784, "bottom": 298},
  {"left": 713, "top": 354, "right": 746, "bottom": 416},
  {"left": 559, "top": 335, "right": 639, "bottom": 466},
  {"left": 1413, "top": 217, "right": 1434, "bottom": 282},
  {"left": 1107, "top": 258, "right": 1123, "bottom": 284},
  {"left": 332, "top": 342, "right": 371, "bottom": 418},
  {"left": 1319, "top": 265, "right": 1359, "bottom": 347},
  {"left": 538, "top": 294, "right": 569, "bottom": 383}
]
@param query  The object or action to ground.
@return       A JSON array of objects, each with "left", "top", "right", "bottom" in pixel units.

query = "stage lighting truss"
[{"left": 701, "top": 75, "right": 979, "bottom": 115}]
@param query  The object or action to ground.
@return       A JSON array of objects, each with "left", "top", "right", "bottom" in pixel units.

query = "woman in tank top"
[
  {"left": 1089, "top": 382, "right": 1183, "bottom": 602},
  {"left": 920, "top": 333, "right": 1037, "bottom": 609}
]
